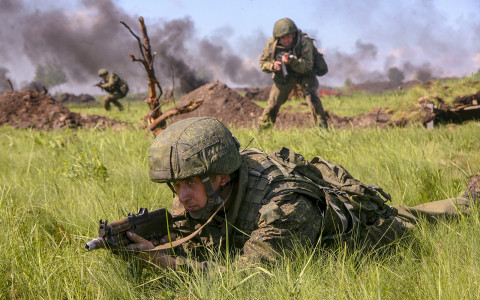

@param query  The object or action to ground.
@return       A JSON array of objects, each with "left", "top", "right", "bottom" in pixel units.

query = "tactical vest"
[
  {"left": 104, "top": 73, "right": 128, "bottom": 96},
  {"left": 233, "top": 147, "right": 393, "bottom": 242},
  {"left": 270, "top": 31, "right": 327, "bottom": 78},
  {"left": 234, "top": 148, "right": 325, "bottom": 232}
]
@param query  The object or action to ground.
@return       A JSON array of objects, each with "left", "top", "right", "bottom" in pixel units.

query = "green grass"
[
  {"left": 1, "top": 77, "right": 480, "bottom": 299},
  {"left": 280, "top": 75, "right": 480, "bottom": 119}
]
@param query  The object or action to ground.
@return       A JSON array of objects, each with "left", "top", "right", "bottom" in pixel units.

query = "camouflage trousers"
[
  {"left": 104, "top": 93, "right": 125, "bottom": 111},
  {"left": 354, "top": 196, "right": 473, "bottom": 250},
  {"left": 259, "top": 74, "right": 328, "bottom": 130}
]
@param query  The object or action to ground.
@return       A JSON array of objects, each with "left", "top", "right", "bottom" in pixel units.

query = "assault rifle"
[
  {"left": 275, "top": 51, "right": 294, "bottom": 77},
  {"left": 94, "top": 81, "right": 104, "bottom": 90},
  {"left": 85, "top": 207, "right": 175, "bottom": 251}
]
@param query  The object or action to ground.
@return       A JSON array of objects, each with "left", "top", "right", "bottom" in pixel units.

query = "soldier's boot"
[
  {"left": 258, "top": 110, "right": 276, "bottom": 132},
  {"left": 258, "top": 121, "right": 273, "bottom": 132},
  {"left": 463, "top": 175, "right": 480, "bottom": 202},
  {"left": 115, "top": 101, "right": 124, "bottom": 111},
  {"left": 306, "top": 94, "right": 328, "bottom": 130},
  {"left": 317, "top": 107, "right": 329, "bottom": 130}
]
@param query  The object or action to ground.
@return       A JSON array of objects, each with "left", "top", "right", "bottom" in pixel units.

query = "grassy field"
[{"left": 1, "top": 78, "right": 480, "bottom": 299}]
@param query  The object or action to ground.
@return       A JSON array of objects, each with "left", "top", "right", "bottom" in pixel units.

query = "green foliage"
[
  {"left": 34, "top": 59, "right": 68, "bottom": 87},
  {"left": 344, "top": 77, "right": 353, "bottom": 87},
  {"left": 387, "top": 67, "right": 405, "bottom": 85},
  {"left": 61, "top": 147, "right": 109, "bottom": 181},
  {"left": 415, "top": 68, "right": 433, "bottom": 83},
  {"left": 322, "top": 76, "right": 480, "bottom": 119},
  {"left": 1, "top": 80, "right": 479, "bottom": 298},
  {"left": 473, "top": 69, "right": 480, "bottom": 79}
]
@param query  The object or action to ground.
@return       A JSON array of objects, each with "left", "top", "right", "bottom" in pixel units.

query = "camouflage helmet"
[
  {"left": 273, "top": 18, "right": 298, "bottom": 38},
  {"left": 97, "top": 69, "right": 108, "bottom": 76},
  {"left": 149, "top": 117, "right": 242, "bottom": 183}
]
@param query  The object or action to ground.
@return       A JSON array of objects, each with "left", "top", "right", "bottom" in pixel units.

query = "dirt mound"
[
  {"left": 169, "top": 81, "right": 263, "bottom": 127},
  {"left": 244, "top": 86, "right": 272, "bottom": 101},
  {"left": 56, "top": 93, "right": 96, "bottom": 104},
  {"left": 0, "top": 90, "right": 128, "bottom": 130},
  {"left": 167, "top": 81, "right": 404, "bottom": 130}
]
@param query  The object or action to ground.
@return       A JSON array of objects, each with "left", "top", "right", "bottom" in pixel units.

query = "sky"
[{"left": 0, "top": 0, "right": 479, "bottom": 94}]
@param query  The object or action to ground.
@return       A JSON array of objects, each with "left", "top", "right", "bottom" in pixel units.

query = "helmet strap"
[
  {"left": 166, "top": 182, "right": 176, "bottom": 197},
  {"left": 189, "top": 175, "right": 225, "bottom": 220}
]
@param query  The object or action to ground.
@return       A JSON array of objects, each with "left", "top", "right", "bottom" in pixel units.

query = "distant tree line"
[{"left": 34, "top": 59, "right": 68, "bottom": 88}]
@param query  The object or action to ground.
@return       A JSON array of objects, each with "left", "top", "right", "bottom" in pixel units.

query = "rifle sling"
[{"left": 147, "top": 202, "right": 225, "bottom": 252}]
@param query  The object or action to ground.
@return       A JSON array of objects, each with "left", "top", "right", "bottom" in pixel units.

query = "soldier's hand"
[
  {"left": 126, "top": 232, "right": 177, "bottom": 269},
  {"left": 159, "top": 233, "right": 177, "bottom": 244},
  {"left": 282, "top": 53, "right": 292, "bottom": 64},
  {"left": 273, "top": 61, "right": 282, "bottom": 71},
  {"left": 125, "top": 231, "right": 155, "bottom": 251}
]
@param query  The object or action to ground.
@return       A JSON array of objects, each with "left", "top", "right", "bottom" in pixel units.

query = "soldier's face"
[
  {"left": 173, "top": 175, "right": 230, "bottom": 212},
  {"left": 279, "top": 33, "right": 294, "bottom": 47},
  {"left": 173, "top": 177, "right": 209, "bottom": 212}
]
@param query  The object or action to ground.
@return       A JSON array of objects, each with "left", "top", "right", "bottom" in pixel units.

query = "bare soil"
[
  {"left": 2, "top": 82, "right": 475, "bottom": 132},
  {"left": 0, "top": 90, "right": 128, "bottom": 130},
  {"left": 168, "top": 81, "right": 406, "bottom": 129},
  {"left": 169, "top": 81, "right": 263, "bottom": 128}
]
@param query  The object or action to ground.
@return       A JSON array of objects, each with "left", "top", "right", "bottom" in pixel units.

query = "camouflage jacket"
[
  {"left": 259, "top": 29, "right": 316, "bottom": 77},
  {"left": 170, "top": 147, "right": 327, "bottom": 270},
  {"left": 99, "top": 73, "right": 126, "bottom": 95}
]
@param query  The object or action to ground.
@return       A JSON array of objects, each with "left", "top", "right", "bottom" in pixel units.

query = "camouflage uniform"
[
  {"left": 168, "top": 147, "right": 474, "bottom": 270},
  {"left": 147, "top": 117, "right": 476, "bottom": 271},
  {"left": 259, "top": 19, "right": 328, "bottom": 130},
  {"left": 98, "top": 70, "right": 127, "bottom": 111}
]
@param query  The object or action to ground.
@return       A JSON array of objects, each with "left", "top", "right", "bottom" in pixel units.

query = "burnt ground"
[
  {"left": 168, "top": 81, "right": 407, "bottom": 129},
  {"left": 0, "top": 90, "right": 127, "bottom": 130}
]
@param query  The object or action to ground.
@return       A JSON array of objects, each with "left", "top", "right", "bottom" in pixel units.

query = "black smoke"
[
  {"left": 0, "top": 0, "right": 271, "bottom": 93},
  {"left": 1, "top": 0, "right": 478, "bottom": 91},
  {"left": 0, "top": 67, "right": 12, "bottom": 93}
]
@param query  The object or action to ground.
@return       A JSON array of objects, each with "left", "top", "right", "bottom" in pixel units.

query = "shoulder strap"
[{"left": 148, "top": 201, "right": 226, "bottom": 252}]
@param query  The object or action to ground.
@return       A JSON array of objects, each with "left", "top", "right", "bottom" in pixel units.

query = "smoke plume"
[
  {"left": 1, "top": 0, "right": 479, "bottom": 93},
  {"left": 0, "top": 0, "right": 272, "bottom": 93}
]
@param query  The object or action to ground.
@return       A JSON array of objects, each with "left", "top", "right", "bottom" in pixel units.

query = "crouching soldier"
[
  {"left": 121, "top": 117, "right": 479, "bottom": 270},
  {"left": 96, "top": 68, "right": 128, "bottom": 111}
]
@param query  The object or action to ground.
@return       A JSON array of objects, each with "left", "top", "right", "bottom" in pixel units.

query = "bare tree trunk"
[
  {"left": 121, "top": 17, "right": 166, "bottom": 133},
  {"left": 5, "top": 79, "right": 13, "bottom": 91},
  {"left": 147, "top": 99, "right": 204, "bottom": 133}
]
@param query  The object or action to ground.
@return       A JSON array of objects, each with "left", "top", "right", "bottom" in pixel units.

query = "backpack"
[
  {"left": 119, "top": 79, "right": 129, "bottom": 96},
  {"left": 312, "top": 47, "right": 328, "bottom": 77},
  {"left": 247, "top": 147, "right": 394, "bottom": 241},
  {"left": 300, "top": 33, "right": 328, "bottom": 77}
]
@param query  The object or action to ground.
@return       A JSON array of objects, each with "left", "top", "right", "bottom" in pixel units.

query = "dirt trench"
[{"left": 0, "top": 90, "right": 127, "bottom": 130}]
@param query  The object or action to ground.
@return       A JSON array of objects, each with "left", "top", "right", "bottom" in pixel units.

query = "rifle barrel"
[{"left": 85, "top": 237, "right": 105, "bottom": 251}]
